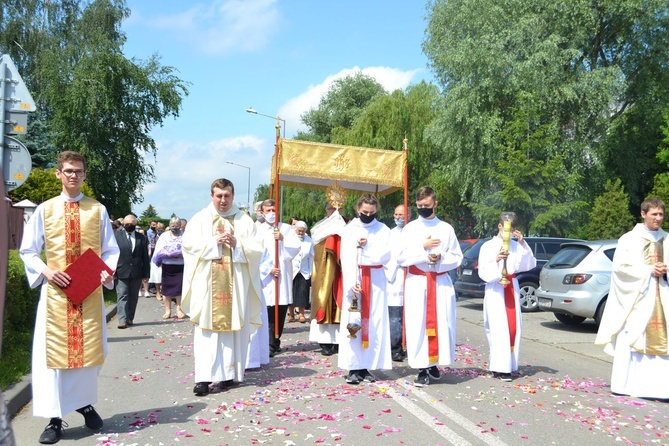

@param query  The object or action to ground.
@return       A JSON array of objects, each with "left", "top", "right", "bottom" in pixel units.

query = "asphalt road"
[{"left": 9, "top": 296, "right": 669, "bottom": 446}]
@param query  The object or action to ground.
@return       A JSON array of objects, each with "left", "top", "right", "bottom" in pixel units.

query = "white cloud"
[
  {"left": 135, "top": 134, "right": 269, "bottom": 219},
  {"left": 279, "top": 66, "right": 421, "bottom": 134},
  {"left": 138, "top": 0, "right": 280, "bottom": 55}
]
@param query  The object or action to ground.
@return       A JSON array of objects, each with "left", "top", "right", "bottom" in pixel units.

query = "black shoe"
[
  {"left": 345, "top": 370, "right": 360, "bottom": 385},
  {"left": 427, "top": 365, "right": 441, "bottom": 381},
  {"left": 39, "top": 418, "right": 65, "bottom": 444},
  {"left": 392, "top": 350, "right": 406, "bottom": 362},
  {"left": 414, "top": 369, "right": 429, "bottom": 387},
  {"left": 193, "top": 382, "right": 211, "bottom": 396},
  {"left": 357, "top": 369, "right": 377, "bottom": 383},
  {"left": 498, "top": 372, "right": 513, "bottom": 382},
  {"left": 217, "top": 379, "right": 236, "bottom": 389},
  {"left": 321, "top": 344, "right": 334, "bottom": 356},
  {"left": 76, "top": 405, "right": 103, "bottom": 430}
]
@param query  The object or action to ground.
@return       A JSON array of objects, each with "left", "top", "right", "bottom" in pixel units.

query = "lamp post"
[
  {"left": 225, "top": 161, "right": 251, "bottom": 211},
  {"left": 246, "top": 107, "right": 286, "bottom": 138}
]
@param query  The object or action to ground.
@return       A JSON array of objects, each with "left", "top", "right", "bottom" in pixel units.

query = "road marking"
[
  {"left": 379, "top": 371, "right": 510, "bottom": 446},
  {"left": 383, "top": 385, "right": 473, "bottom": 446}
]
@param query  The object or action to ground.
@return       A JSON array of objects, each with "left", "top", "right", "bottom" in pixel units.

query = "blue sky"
[{"left": 122, "top": 0, "right": 434, "bottom": 221}]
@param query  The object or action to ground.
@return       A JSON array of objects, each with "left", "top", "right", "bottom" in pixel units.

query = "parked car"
[
  {"left": 536, "top": 240, "right": 617, "bottom": 326},
  {"left": 449, "top": 238, "right": 480, "bottom": 287},
  {"left": 454, "top": 237, "right": 580, "bottom": 312}
]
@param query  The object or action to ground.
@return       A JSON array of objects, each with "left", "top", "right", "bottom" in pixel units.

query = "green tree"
[
  {"left": 299, "top": 72, "right": 386, "bottom": 143},
  {"left": 140, "top": 204, "right": 158, "bottom": 220},
  {"left": 1, "top": 0, "right": 189, "bottom": 218},
  {"left": 470, "top": 147, "right": 587, "bottom": 237},
  {"left": 423, "top": 0, "right": 669, "bottom": 217},
  {"left": 586, "top": 179, "right": 635, "bottom": 240}
]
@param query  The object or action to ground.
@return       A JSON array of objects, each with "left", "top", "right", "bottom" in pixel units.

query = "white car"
[{"left": 536, "top": 240, "right": 617, "bottom": 326}]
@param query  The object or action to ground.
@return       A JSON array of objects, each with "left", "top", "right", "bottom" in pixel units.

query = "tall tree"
[
  {"left": 299, "top": 72, "right": 386, "bottom": 143},
  {"left": 586, "top": 179, "right": 635, "bottom": 240},
  {"left": 140, "top": 204, "right": 158, "bottom": 220},
  {"left": 0, "top": 0, "right": 189, "bottom": 217},
  {"left": 423, "top": 0, "right": 669, "bottom": 218}
]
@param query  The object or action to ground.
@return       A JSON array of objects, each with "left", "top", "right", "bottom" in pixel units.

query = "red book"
[{"left": 61, "top": 248, "right": 114, "bottom": 305}]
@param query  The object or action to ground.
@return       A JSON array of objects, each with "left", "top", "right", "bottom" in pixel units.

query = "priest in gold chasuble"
[
  {"left": 19, "top": 151, "right": 118, "bottom": 435},
  {"left": 596, "top": 197, "right": 669, "bottom": 399},
  {"left": 308, "top": 206, "right": 347, "bottom": 356},
  {"left": 181, "top": 178, "right": 263, "bottom": 396}
]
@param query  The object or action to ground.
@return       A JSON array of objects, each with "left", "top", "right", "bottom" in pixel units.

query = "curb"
[{"left": 5, "top": 304, "right": 117, "bottom": 420}]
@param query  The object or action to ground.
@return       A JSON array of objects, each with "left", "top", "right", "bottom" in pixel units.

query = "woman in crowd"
[
  {"left": 292, "top": 221, "right": 314, "bottom": 323},
  {"left": 153, "top": 217, "right": 186, "bottom": 319}
]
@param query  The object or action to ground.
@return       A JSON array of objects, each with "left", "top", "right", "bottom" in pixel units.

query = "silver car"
[{"left": 536, "top": 240, "right": 617, "bottom": 326}]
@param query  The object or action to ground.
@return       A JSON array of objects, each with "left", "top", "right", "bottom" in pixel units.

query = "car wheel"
[
  {"left": 554, "top": 312, "right": 587, "bottom": 325},
  {"left": 594, "top": 298, "right": 607, "bottom": 327},
  {"left": 519, "top": 282, "right": 539, "bottom": 312}
]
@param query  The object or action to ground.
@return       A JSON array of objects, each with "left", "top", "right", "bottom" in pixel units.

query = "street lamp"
[
  {"left": 246, "top": 107, "right": 286, "bottom": 138},
  {"left": 226, "top": 161, "right": 251, "bottom": 211}
]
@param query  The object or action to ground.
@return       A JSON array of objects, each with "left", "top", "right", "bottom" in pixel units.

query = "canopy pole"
[
  {"left": 402, "top": 136, "right": 409, "bottom": 352},
  {"left": 273, "top": 121, "right": 282, "bottom": 339},
  {"left": 402, "top": 136, "right": 409, "bottom": 226}
]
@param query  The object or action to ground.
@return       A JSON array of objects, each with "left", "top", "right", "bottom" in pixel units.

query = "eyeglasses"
[{"left": 59, "top": 169, "right": 85, "bottom": 177}]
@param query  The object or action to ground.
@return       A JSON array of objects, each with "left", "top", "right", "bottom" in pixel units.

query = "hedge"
[{"left": 1, "top": 250, "right": 40, "bottom": 390}]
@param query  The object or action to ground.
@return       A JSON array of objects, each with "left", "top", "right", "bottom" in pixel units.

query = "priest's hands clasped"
[
  {"left": 652, "top": 261, "right": 667, "bottom": 278},
  {"left": 217, "top": 232, "right": 236, "bottom": 248}
]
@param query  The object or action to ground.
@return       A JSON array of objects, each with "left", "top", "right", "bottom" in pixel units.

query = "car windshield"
[
  {"left": 544, "top": 246, "right": 591, "bottom": 269},
  {"left": 463, "top": 239, "right": 489, "bottom": 259}
]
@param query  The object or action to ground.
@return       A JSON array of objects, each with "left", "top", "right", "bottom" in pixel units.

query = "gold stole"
[
  {"left": 639, "top": 240, "right": 668, "bottom": 355},
  {"left": 210, "top": 216, "right": 235, "bottom": 331},
  {"left": 43, "top": 196, "right": 104, "bottom": 369}
]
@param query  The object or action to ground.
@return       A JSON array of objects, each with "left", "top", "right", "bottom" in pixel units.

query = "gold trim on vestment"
[
  {"left": 43, "top": 197, "right": 104, "bottom": 369},
  {"left": 210, "top": 216, "right": 235, "bottom": 331},
  {"left": 310, "top": 241, "right": 341, "bottom": 324},
  {"left": 640, "top": 240, "right": 668, "bottom": 355}
]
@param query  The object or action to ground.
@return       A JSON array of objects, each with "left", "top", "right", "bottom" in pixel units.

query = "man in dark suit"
[{"left": 115, "top": 214, "right": 150, "bottom": 329}]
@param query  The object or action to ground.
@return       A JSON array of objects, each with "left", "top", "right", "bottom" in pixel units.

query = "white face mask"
[{"left": 264, "top": 211, "right": 276, "bottom": 224}]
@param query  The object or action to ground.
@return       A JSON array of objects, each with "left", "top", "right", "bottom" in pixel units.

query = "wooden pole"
[
  {"left": 273, "top": 121, "right": 282, "bottom": 338},
  {"left": 402, "top": 136, "right": 409, "bottom": 351}
]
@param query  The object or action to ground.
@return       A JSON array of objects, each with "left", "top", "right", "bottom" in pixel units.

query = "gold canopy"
[{"left": 270, "top": 139, "right": 407, "bottom": 196}]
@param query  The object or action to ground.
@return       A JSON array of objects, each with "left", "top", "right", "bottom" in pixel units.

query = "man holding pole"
[{"left": 255, "top": 199, "right": 300, "bottom": 358}]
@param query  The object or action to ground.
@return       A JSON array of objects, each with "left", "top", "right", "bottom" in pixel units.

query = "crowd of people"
[{"left": 17, "top": 150, "right": 669, "bottom": 444}]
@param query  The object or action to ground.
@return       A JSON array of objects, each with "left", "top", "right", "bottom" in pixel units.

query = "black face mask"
[
  {"left": 170, "top": 227, "right": 181, "bottom": 233},
  {"left": 124, "top": 224, "right": 135, "bottom": 232},
  {"left": 417, "top": 207, "right": 434, "bottom": 218},
  {"left": 359, "top": 213, "right": 376, "bottom": 224}
]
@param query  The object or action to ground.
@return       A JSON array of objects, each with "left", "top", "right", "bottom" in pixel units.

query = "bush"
[{"left": 1, "top": 250, "right": 40, "bottom": 389}]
